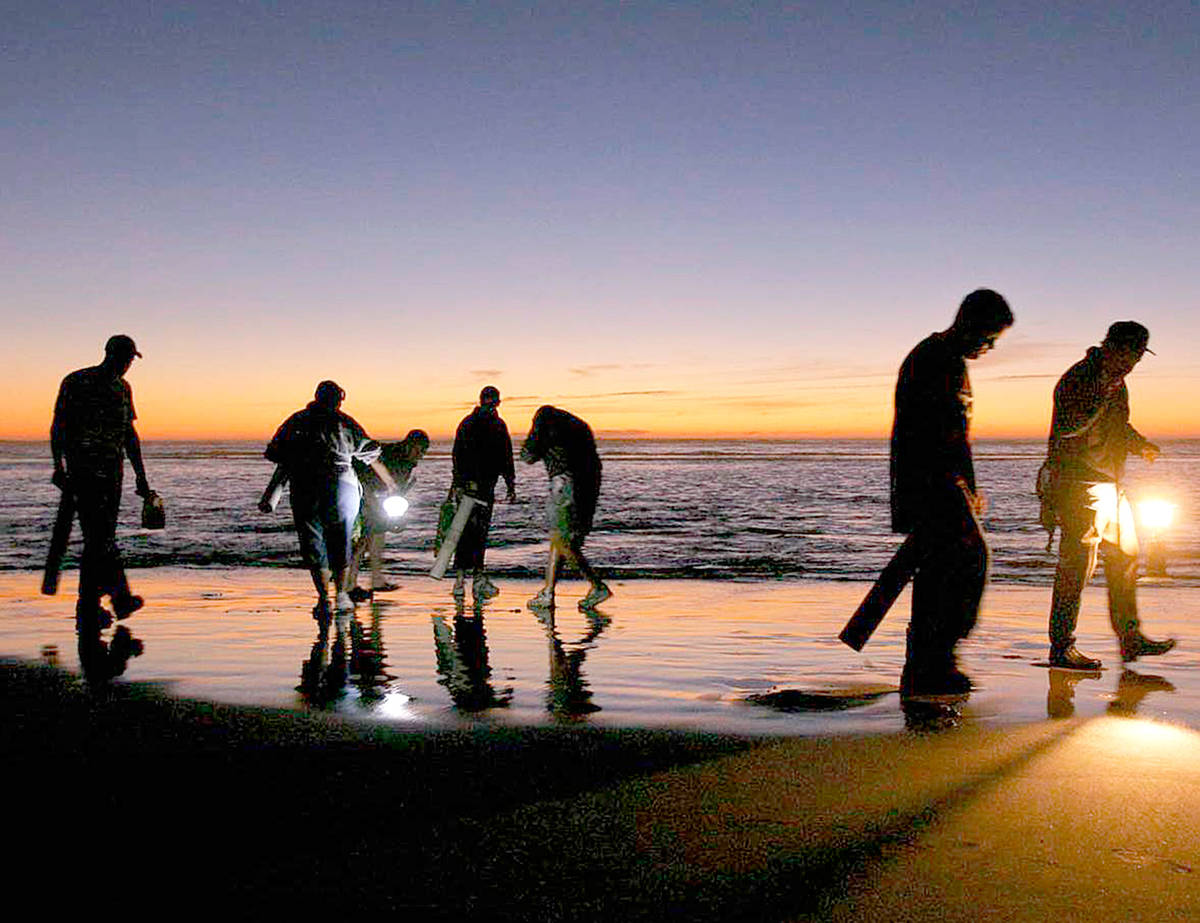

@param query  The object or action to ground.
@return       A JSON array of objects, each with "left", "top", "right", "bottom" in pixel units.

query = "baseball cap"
[{"left": 105, "top": 334, "right": 142, "bottom": 359}]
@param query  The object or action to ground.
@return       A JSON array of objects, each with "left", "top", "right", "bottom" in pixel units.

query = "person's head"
[
  {"left": 103, "top": 334, "right": 141, "bottom": 374},
  {"left": 479, "top": 385, "right": 501, "bottom": 413},
  {"left": 1101, "top": 321, "right": 1153, "bottom": 378},
  {"left": 402, "top": 428, "right": 430, "bottom": 460},
  {"left": 950, "top": 289, "right": 1014, "bottom": 358},
  {"left": 314, "top": 380, "right": 345, "bottom": 410}
]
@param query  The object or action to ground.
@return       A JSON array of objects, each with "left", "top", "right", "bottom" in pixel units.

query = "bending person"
[
  {"left": 520, "top": 405, "right": 611, "bottom": 611},
  {"left": 347, "top": 428, "right": 430, "bottom": 601},
  {"left": 261, "top": 381, "right": 396, "bottom": 619}
]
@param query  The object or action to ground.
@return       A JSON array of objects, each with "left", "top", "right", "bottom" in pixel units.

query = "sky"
[{"left": 3, "top": 1, "right": 1197, "bottom": 440}]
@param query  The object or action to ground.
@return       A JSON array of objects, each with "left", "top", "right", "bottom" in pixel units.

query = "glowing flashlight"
[
  {"left": 1137, "top": 497, "right": 1176, "bottom": 578},
  {"left": 1137, "top": 499, "right": 1176, "bottom": 532},
  {"left": 383, "top": 495, "right": 409, "bottom": 519}
]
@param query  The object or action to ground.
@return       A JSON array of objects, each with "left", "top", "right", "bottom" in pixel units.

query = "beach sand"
[{"left": 3, "top": 569, "right": 1197, "bottom": 917}]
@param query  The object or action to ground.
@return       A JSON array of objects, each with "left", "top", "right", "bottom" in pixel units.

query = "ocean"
[{"left": 3, "top": 438, "right": 1199, "bottom": 586}]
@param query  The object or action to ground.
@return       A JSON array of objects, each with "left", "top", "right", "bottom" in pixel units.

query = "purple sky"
[{"left": 4, "top": 2, "right": 1197, "bottom": 437}]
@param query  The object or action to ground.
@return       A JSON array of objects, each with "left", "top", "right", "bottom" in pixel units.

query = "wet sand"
[{"left": 3, "top": 569, "right": 1197, "bottom": 917}]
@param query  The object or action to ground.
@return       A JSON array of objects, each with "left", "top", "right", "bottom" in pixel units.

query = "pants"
[
  {"left": 291, "top": 475, "right": 361, "bottom": 578},
  {"left": 906, "top": 498, "right": 989, "bottom": 671},
  {"left": 1049, "top": 481, "right": 1140, "bottom": 649},
  {"left": 454, "top": 500, "right": 494, "bottom": 572},
  {"left": 70, "top": 466, "right": 131, "bottom": 609}
]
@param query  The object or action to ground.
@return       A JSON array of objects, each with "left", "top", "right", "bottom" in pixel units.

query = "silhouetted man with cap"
[
  {"left": 891, "top": 289, "right": 1014, "bottom": 696},
  {"left": 449, "top": 385, "right": 516, "bottom": 600},
  {"left": 51, "top": 334, "right": 153, "bottom": 625},
  {"left": 1040, "top": 321, "right": 1175, "bottom": 668}
]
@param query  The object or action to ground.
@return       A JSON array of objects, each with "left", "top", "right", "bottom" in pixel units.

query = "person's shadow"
[
  {"left": 76, "top": 609, "right": 144, "bottom": 685},
  {"left": 432, "top": 601, "right": 513, "bottom": 712},
  {"left": 533, "top": 606, "right": 609, "bottom": 720},
  {"left": 298, "top": 613, "right": 349, "bottom": 708},
  {"left": 348, "top": 603, "right": 393, "bottom": 708},
  {"left": 1108, "top": 667, "right": 1176, "bottom": 716}
]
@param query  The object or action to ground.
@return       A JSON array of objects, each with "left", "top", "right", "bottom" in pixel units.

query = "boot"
[
  {"left": 1049, "top": 644, "right": 1102, "bottom": 670},
  {"left": 1119, "top": 632, "right": 1177, "bottom": 663}
]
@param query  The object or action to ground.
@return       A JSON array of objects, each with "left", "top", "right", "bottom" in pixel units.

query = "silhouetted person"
[
  {"left": 347, "top": 428, "right": 430, "bottom": 601},
  {"left": 891, "top": 289, "right": 1013, "bottom": 697},
  {"left": 449, "top": 386, "right": 516, "bottom": 600},
  {"left": 51, "top": 334, "right": 153, "bottom": 624},
  {"left": 520, "top": 405, "right": 611, "bottom": 610},
  {"left": 1040, "top": 322, "right": 1175, "bottom": 669},
  {"left": 261, "top": 381, "right": 397, "bottom": 618}
]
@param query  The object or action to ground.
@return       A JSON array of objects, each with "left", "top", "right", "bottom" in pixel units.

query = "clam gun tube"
[
  {"left": 430, "top": 494, "right": 484, "bottom": 579},
  {"left": 42, "top": 490, "right": 76, "bottom": 595},
  {"left": 840, "top": 482, "right": 983, "bottom": 651},
  {"left": 838, "top": 533, "right": 920, "bottom": 651}
]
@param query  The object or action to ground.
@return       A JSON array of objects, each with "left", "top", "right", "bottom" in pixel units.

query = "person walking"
[
  {"left": 51, "top": 334, "right": 154, "bottom": 626},
  {"left": 261, "top": 381, "right": 396, "bottom": 619},
  {"left": 1039, "top": 321, "right": 1175, "bottom": 668},
  {"left": 448, "top": 386, "right": 516, "bottom": 600},
  {"left": 890, "top": 289, "right": 1013, "bottom": 696}
]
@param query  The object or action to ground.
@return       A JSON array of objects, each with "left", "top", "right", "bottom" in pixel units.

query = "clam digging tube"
[
  {"left": 42, "top": 490, "right": 76, "bottom": 595},
  {"left": 430, "top": 495, "right": 482, "bottom": 579},
  {"left": 838, "top": 533, "right": 920, "bottom": 651}
]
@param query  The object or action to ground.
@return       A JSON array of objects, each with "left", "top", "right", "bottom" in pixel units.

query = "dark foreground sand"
[{"left": 6, "top": 656, "right": 1196, "bottom": 920}]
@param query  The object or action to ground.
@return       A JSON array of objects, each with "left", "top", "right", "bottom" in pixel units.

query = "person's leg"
[
  {"left": 1103, "top": 533, "right": 1176, "bottom": 660},
  {"left": 367, "top": 531, "right": 387, "bottom": 589},
  {"left": 902, "top": 504, "right": 983, "bottom": 694},
  {"left": 1048, "top": 494, "right": 1099, "bottom": 661},
  {"left": 292, "top": 488, "right": 332, "bottom": 612},
  {"left": 470, "top": 505, "right": 498, "bottom": 597},
  {"left": 528, "top": 543, "right": 560, "bottom": 609},
  {"left": 565, "top": 538, "right": 611, "bottom": 608},
  {"left": 330, "top": 477, "right": 361, "bottom": 609},
  {"left": 72, "top": 481, "right": 108, "bottom": 619}
]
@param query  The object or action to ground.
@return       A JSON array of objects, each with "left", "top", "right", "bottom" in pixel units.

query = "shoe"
[
  {"left": 473, "top": 577, "right": 499, "bottom": 599},
  {"left": 527, "top": 587, "right": 555, "bottom": 610},
  {"left": 579, "top": 583, "right": 612, "bottom": 609},
  {"left": 335, "top": 591, "right": 354, "bottom": 613},
  {"left": 1049, "top": 644, "right": 1102, "bottom": 670},
  {"left": 113, "top": 594, "right": 144, "bottom": 620},
  {"left": 1119, "top": 633, "right": 1177, "bottom": 663},
  {"left": 900, "top": 662, "right": 973, "bottom": 697},
  {"left": 312, "top": 599, "right": 331, "bottom": 624},
  {"left": 348, "top": 586, "right": 372, "bottom": 603}
]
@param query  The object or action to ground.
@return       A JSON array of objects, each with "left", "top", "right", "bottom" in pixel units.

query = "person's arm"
[
  {"left": 126, "top": 424, "right": 151, "bottom": 497},
  {"left": 369, "top": 458, "right": 398, "bottom": 493},
  {"left": 1126, "top": 423, "right": 1159, "bottom": 462},
  {"left": 502, "top": 426, "right": 516, "bottom": 501}
]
